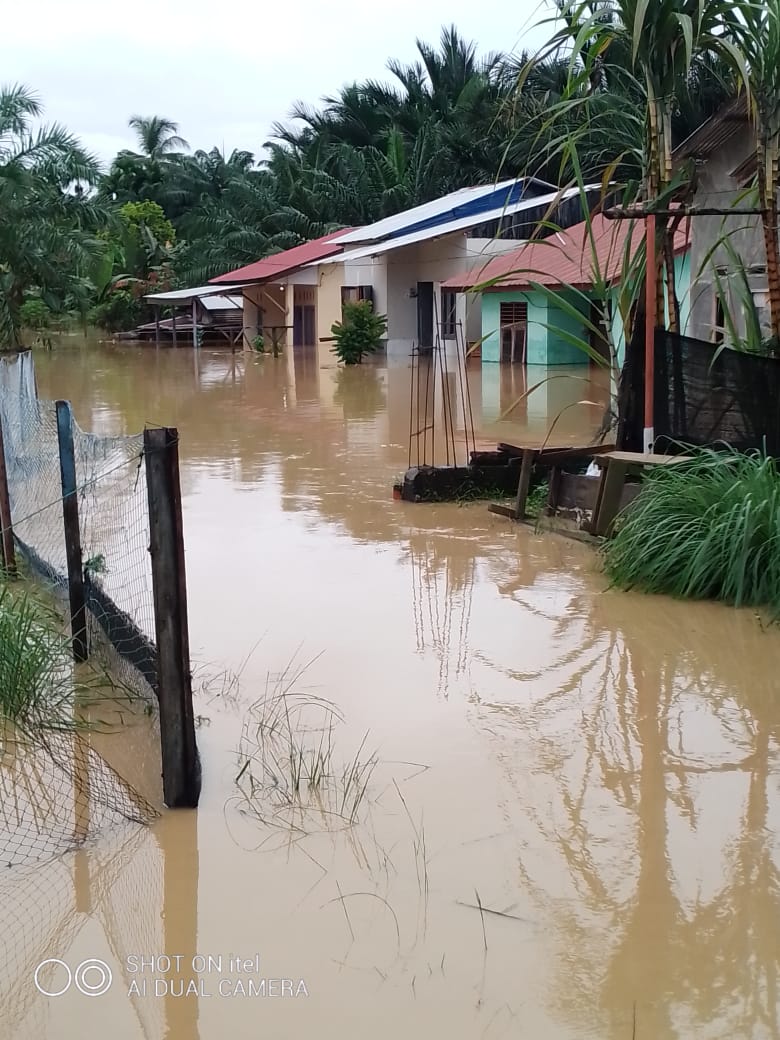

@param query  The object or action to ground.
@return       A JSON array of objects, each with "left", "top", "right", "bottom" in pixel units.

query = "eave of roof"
[
  {"left": 441, "top": 214, "right": 690, "bottom": 293},
  {"left": 209, "top": 229, "right": 354, "bottom": 285}
]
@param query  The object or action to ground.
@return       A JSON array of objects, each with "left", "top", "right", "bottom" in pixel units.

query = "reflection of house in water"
[
  {"left": 409, "top": 535, "right": 476, "bottom": 698},
  {"left": 467, "top": 577, "right": 780, "bottom": 1039}
]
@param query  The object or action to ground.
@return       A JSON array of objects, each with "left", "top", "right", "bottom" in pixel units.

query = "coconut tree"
[
  {"left": 0, "top": 84, "right": 104, "bottom": 348},
  {"left": 127, "top": 115, "right": 189, "bottom": 159}
]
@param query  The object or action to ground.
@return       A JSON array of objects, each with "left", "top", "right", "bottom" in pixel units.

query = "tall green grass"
[
  {"left": 603, "top": 449, "right": 780, "bottom": 614},
  {"left": 0, "top": 583, "right": 78, "bottom": 734}
]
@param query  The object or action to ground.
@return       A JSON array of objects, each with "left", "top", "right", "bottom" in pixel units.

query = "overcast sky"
[{"left": 2, "top": 0, "right": 555, "bottom": 167}]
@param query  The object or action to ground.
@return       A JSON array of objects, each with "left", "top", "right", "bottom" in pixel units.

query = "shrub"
[
  {"left": 88, "top": 289, "right": 143, "bottom": 332},
  {"left": 0, "top": 585, "right": 76, "bottom": 734},
  {"left": 331, "top": 300, "right": 387, "bottom": 365},
  {"left": 603, "top": 448, "right": 780, "bottom": 615},
  {"left": 19, "top": 298, "right": 51, "bottom": 330}
]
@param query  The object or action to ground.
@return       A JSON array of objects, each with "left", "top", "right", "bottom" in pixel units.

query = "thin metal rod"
[{"left": 644, "top": 214, "right": 657, "bottom": 452}]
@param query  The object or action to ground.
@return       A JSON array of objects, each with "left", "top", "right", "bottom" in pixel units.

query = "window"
[
  {"left": 440, "top": 290, "right": 457, "bottom": 338},
  {"left": 341, "top": 285, "right": 374, "bottom": 308},
  {"left": 499, "top": 302, "right": 528, "bottom": 364}
]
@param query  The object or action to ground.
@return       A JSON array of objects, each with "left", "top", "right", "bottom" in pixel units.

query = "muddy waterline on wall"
[{"left": 7, "top": 340, "right": 780, "bottom": 1040}]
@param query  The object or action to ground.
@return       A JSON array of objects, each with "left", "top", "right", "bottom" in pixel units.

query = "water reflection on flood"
[{"left": 6, "top": 340, "right": 778, "bottom": 1040}]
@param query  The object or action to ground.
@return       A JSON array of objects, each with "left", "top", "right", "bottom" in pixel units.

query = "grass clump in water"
[
  {"left": 603, "top": 448, "right": 780, "bottom": 614},
  {"left": 0, "top": 583, "right": 78, "bottom": 734}
]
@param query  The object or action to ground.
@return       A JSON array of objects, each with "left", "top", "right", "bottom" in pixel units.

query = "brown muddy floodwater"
[{"left": 6, "top": 339, "right": 780, "bottom": 1040}]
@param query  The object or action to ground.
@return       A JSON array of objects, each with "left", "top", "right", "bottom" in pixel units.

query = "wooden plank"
[
  {"left": 546, "top": 466, "right": 563, "bottom": 516},
  {"left": 591, "top": 460, "right": 629, "bottom": 536},
  {"left": 488, "top": 502, "right": 517, "bottom": 519},
  {"left": 56, "top": 401, "right": 88, "bottom": 662},
  {"left": 498, "top": 441, "right": 615, "bottom": 460},
  {"left": 0, "top": 410, "right": 16, "bottom": 576},
  {"left": 514, "top": 449, "right": 535, "bottom": 520},
  {"left": 593, "top": 450, "right": 694, "bottom": 467},
  {"left": 144, "top": 427, "right": 200, "bottom": 808}
]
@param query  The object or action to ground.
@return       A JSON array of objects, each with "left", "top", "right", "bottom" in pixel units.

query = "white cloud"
[{"left": 2, "top": 0, "right": 554, "bottom": 163}]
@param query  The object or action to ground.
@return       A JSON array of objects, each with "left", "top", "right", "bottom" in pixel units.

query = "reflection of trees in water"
[
  {"left": 473, "top": 584, "right": 780, "bottom": 1039},
  {"left": 333, "top": 365, "right": 386, "bottom": 421},
  {"left": 408, "top": 532, "right": 476, "bottom": 698}
]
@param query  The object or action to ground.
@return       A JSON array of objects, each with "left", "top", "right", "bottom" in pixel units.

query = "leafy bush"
[
  {"left": 331, "top": 300, "right": 387, "bottom": 365},
  {"left": 252, "top": 334, "right": 265, "bottom": 353},
  {"left": 19, "top": 298, "right": 52, "bottom": 330},
  {"left": 89, "top": 288, "right": 143, "bottom": 332},
  {"left": 603, "top": 448, "right": 780, "bottom": 614}
]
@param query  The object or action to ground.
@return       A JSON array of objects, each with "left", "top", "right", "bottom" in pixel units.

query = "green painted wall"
[{"left": 481, "top": 250, "right": 691, "bottom": 367}]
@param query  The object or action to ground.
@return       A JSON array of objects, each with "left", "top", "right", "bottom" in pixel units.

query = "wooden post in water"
[
  {"left": 191, "top": 298, "right": 198, "bottom": 349},
  {"left": 144, "top": 426, "right": 200, "bottom": 808},
  {"left": 171, "top": 309, "right": 178, "bottom": 348},
  {"left": 56, "top": 400, "right": 88, "bottom": 662},
  {"left": 0, "top": 410, "right": 16, "bottom": 576},
  {"left": 155, "top": 311, "right": 161, "bottom": 346}
]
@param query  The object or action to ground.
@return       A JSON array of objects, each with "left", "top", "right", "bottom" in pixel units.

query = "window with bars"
[
  {"left": 499, "top": 301, "right": 528, "bottom": 364},
  {"left": 440, "top": 290, "right": 457, "bottom": 338},
  {"left": 500, "top": 302, "right": 527, "bottom": 327}
]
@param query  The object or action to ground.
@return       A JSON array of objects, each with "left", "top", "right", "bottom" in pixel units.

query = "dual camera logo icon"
[{"left": 34, "top": 958, "right": 113, "bottom": 997}]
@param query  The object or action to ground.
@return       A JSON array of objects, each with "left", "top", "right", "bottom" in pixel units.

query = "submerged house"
[
  {"left": 314, "top": 179, "right": 598, "bottom": 357},
  {"left": 673, "top": 96, "right": 769, "bottom": 344},
  {"left": 209, "top": 230, "right": 354, "bottom": 350},
  {"left": 443, "top": 215, "right": 691, "bottom": 365}
]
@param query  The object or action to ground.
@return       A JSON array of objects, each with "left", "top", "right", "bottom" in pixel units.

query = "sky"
[{"left": 1, "top": 0, "right": 555, "bottom": 167}]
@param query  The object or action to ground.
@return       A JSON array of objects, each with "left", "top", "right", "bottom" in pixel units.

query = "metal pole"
[
  {"left": 644, "top": 214, "right": 657, "bottom": 453},
  {"left": 191, "top": 298, "right": 198, "bottom": 349},
  {"left": 56, "top": 400, "right": 88, "bottom": 662},
  {"left": 0, "top": 410, "right": 16, "bottom": 576}
]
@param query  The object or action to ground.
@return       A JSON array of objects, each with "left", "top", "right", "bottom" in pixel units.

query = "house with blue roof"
[{"left": 313, "top": 179, "right": 597, "bottom": 358}]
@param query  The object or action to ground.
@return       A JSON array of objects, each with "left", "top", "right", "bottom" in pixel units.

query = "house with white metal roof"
[{"left": 313, "top": 179, "right": 597, "bottom": 358}]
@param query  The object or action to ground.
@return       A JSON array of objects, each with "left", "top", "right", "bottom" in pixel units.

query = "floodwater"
[{"left": 6, "top": 339, "right": 780, "bottom": 1040}]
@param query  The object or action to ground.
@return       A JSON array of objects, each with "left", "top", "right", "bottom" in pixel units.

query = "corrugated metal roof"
[
  {"left": 335, "top": 177, "right": 557, "bottom": 246},
  {"left": 199, "top": 294, "right": 242, "bottom": 311},
  {"left": 144, "top": 285, "right": 244, "bottom": 304},
  {"left": 209, "top": 230, "right": 353, "bottom": 285},
  {"left": 316, "top": 186, "right": 590, "bottom": 265},
  {"left": 441, "top": 214, "right": 690, "bottom": 292},
  {"left": 673, "top": 95, "right": 749, "bottom": 162}
]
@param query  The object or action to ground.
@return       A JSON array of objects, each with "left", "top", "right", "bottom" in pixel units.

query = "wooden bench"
[
  {"left": 589, "top": 451, "right": 695, "bottom": 536},
  {"left": 488, "top": 442, "right": 616, "bottom": 521}
]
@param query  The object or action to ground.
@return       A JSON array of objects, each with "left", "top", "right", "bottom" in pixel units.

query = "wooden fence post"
[
  {"left": 0, "top": 410, "right": 16, "bottom": 576},
  {"left": 144, "top": 426, "right": 200, "bottom": 808},
  {"left": 56, "top": 401, "right": 88, "bottom": 662}
]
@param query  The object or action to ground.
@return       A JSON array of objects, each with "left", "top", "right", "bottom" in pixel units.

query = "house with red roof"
[
  {"left": 209, "top": 230, "right": 354, "bottom": 350},
  {"left": 442, "top": 214, "right": 691, "bottom": 365}
]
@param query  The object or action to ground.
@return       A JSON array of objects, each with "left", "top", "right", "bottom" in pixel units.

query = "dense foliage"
[
  {"left": 603, "top": 450, "right": 780, "bottom": 616},
  {"left": 0, "top": 17, "right": 757, "bottom": 345}
]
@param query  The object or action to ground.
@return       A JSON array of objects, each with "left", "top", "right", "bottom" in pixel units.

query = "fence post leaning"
[
  {"left": 143, "top": 426, "right": 200, "bottom": 808},
  {"left": 0, "top": 409, "right": 16, "bottom": 576},
  {"left": 55, "top": 400, "right": 88, "bottom": 662}
]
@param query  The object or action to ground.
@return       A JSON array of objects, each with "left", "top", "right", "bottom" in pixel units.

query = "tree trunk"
[{"left": 758, "top": 144, "right": 780, "bottom": 346}]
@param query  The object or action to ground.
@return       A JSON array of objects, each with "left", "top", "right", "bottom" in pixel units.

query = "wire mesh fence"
[
  {"left": 0, "top": 350, "right": 163, "bottom": 854},
  {"left": 0, "top": 350, "right": 158, "bottom": 695}
]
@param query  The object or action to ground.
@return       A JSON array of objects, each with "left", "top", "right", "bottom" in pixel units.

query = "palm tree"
[
  {"left": 732, "top": 0, "right": 780, "bottom": 346},
  {"left": 0, "top": 84, "right": 104, "bottom": 348},
  {"left": 127, "top": 115, "right": 189, "bottom": 159}
]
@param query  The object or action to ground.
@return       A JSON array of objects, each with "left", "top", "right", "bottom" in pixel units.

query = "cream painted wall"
[{"left": 316, "top": 263, "right": 344, "bottom": 343}]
